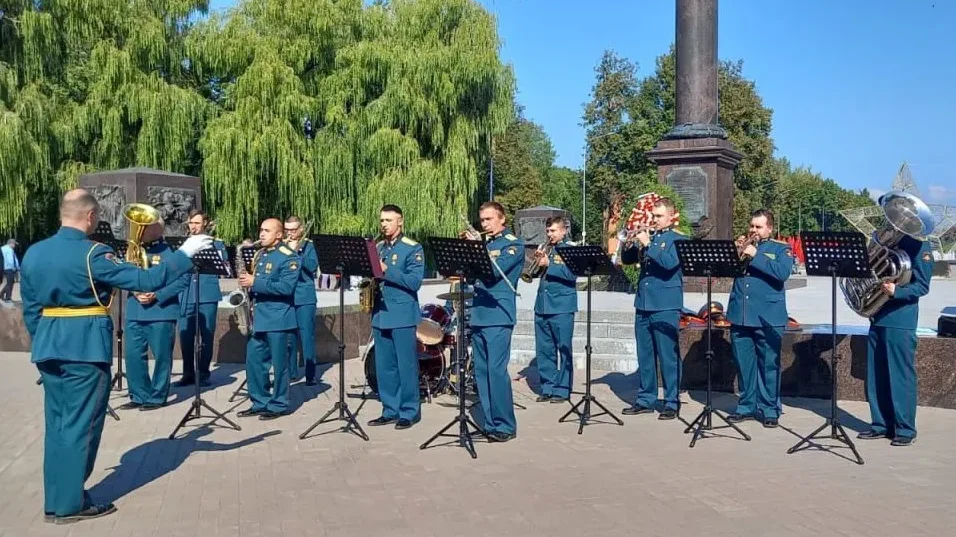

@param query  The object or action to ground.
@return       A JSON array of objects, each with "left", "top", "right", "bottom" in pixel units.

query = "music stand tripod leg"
[
  {"left": 299, "top": 267, "right": 369, "bottom": 441},
  {"left": 683, "top": 269, "right": 750, "bottom": 448},
  {"left": 169, "top": 266, "right": 241, "bottom": 440},
  {"left": 557, "top": 271, "right": 623, "bottom": 433},
  {"left": 229, "top": 378, "right": 248, "bottom": 402},
  {"left": 420, "top": 273, "right": 486, "bottom": 459},
  {"left": 106, "top": 403, "right": 120, "bottom": 421}
]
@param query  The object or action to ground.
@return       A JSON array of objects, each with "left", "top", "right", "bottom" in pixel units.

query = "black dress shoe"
[
  {"left": 550, "top": 396, "right": 570, "bottom": 404},
  {"left": 139, "top": 403, "right": 164, "bottom": 411},
  {"left": 237, "top": 408, "right": 265, "bottom": 417},
  {"left": 44, "top": 512, "right": 54, "bottom": 524},
  {"left": 535, "top": 395, "right": 552, "bottom": 403},
  {"left": 891, "top": 436, "right": 915, "bottom": 446},
  {"left": 305, "top": 378, "right": 317, "bottom": 386},
  {"left": 367, "top": 416, "right": 397, "bottom": 426},
  {"left": 622, "top": 405, "right": 654, "bottom": 415},
  {"left": 726, "top": 413, "right": 755, "bottom": 423},
  {"left": 55, "top": 503, "right": 117, "bottom": 525},
  {"left": 259, "top": 411, "right": 289, "bottom": 421},
  {"left": 118, "top": 401, "right": 142, "bottom": 410},
  {"left": 488, "top": 431, "right": 516, "bottom": 442},
  {"left": 857, "top": 430, "right": 887, "bottom": 440},
  {"left": 658, "top": 409, "right": 678, "bottom": 420},
  {"left": 762, "top": 417, "right": 779, "bottom": 428},
  {"left": 395, "top": 417, "right": 421, "bottom": 430},
  {"left": 174, "top": 378, "right": 195, "bottom": 387}
]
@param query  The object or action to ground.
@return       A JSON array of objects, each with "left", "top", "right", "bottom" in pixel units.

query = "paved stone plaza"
[{"left": 1, "top": 349, "right": 955, "bottom": 537}]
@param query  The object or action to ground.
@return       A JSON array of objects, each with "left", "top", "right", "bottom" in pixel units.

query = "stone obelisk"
[{"left": 646, "top": 0, "right": 742, "bottom": 240}]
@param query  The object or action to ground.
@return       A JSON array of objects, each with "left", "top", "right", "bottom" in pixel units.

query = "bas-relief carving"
[
  {"left": 89, "top": 184, "right": 127, "bottom": 239},
  {"left": 516, "top": 217, "right": 547, "bottom": 245},
  {"left": 147, "top": 186, "right": 197, "bottom": 237}
]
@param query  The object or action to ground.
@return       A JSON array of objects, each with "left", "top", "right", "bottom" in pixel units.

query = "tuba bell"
[
  {"left": 123, "top": 203, "right": 161, "bottom": 268},
  {"left": 839, "top": 190, "right": 936, "bottom": 318}
]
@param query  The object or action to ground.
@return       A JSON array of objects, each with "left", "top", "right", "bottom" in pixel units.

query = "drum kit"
[{"left": 362, "top": 280, "right": 475, "bottom": 403}]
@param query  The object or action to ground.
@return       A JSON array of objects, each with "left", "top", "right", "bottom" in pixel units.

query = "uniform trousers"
[
  {"left": 372, "top": 326, "right": 420, "bottom": 421},
  {"left": 472, "top": 325, "right": 516, "bottom": 434},
  {"left": 37, "top": 361, "right": 110, "bottom": 516},
  {"left": 867, "top": 326, "right": 918, "bottom": 439},
  {"left": 246, "top": 330, "right": 295, "bottom": 414}
]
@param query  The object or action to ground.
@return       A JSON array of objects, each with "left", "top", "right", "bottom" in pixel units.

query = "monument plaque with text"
[{"left": 665, "top": 166, "right": 708, "bottom": 224}]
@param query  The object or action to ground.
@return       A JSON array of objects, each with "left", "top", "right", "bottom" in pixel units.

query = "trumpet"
[
  {"left": 520, "top": 243, "right": 553, "bottom": 283},
  {"left": 736, "top": 233, "right": 760, "bottom": 262},
  {"left": 458, "top": 213, "right": 519, "bottom": 296},
  {"left": 615, "top": 225, "right": 656, "bottom": 266}
]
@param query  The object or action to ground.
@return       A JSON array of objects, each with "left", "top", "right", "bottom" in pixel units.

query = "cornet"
[{"left": 614, "top": 225, "right": 656, "bottom": 266}]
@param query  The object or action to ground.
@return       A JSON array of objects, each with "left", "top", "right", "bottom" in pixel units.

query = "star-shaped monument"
[{"left": 840, "top": 162, "right": 956, "bottom": 254}]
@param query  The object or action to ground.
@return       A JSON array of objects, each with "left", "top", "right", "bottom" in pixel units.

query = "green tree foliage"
[
  {"left": 189, "top": 0, "right": 514, "bottom": 241},
  {"left": 1, "top": 0, "right": 513, "bottom": 244},
  {"left": 772, "top": 160, "right": 875, "bottom": 236},
  {"left": 0, "top": 0, "right": 211, "bottom": 240},
  {"left": 489, "top": 107, "right": 547, "bottom": 217}
]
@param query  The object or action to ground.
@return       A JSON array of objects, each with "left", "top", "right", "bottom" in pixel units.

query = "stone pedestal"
[
  {"left": 79, "top": 167, "right": 202, "bottom": 238},
  {"left": 514, "top": 205, "right": 570, "bottom": 245},
  {"left": 646, "top": 138, "right": 742, "bottom": 240}
]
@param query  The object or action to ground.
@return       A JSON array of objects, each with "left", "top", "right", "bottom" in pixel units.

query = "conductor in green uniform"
[{"left": 20, "top": 189, "right": 212, "bottom": 524}]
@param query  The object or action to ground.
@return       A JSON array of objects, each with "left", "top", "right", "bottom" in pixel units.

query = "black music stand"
[
  {"left": 299, "top": 235, "right": 382, "bottom": 442},
  {"left": 420, "top": 237, "right": 494, "bottom": 458},
  {"left": 675, "top": 239, "right": 751, "bottom": 448},
  {"left": 90, "top": 223, "right": 129, "bottom": 394},
  {"left": 555, "top": 245, "right": 624, "bottom": 434},
  {"left": 169, "top": 246, "right": 241, "bottom": 439},
  {"left": 787, "top": 231, "right": 869, "bottom": 465},
  {"left": 228, "top": 244, "right": 260, "bottom": 402}
]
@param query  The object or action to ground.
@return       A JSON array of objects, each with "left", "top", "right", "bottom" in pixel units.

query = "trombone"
[{"left": 459, "top": 213, "right": 520, "bottom": 296}]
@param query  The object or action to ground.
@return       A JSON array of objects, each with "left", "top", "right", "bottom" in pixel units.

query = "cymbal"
[{"left": 436, "top": 291, "right": 474, "bottom": 301}]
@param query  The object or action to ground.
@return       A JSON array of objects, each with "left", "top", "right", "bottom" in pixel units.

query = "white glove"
[{"left": 180, "top": 234, "right": 213, "bottom": 258}]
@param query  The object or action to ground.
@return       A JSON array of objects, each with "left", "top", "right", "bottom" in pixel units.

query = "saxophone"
[
  {"left": 228, "top": 240, "right": 261, "bottom": 336},
  {"left": 358, "top": 235, "right": 383, "bottom": 314}
]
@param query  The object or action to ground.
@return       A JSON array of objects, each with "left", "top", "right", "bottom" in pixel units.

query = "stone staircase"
[{"left": 510, "top": 309, "right": 637, "bottom": 372}]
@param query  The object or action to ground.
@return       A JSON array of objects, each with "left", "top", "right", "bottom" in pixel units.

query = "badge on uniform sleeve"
[
  {"left": 415, "top": 252, "right": 423, "bottom": 262},
  {"left": 785, "top": 249, "right": 793, "bottom": 257},
  {"left": 289, "top": 261, "right": 299, "bottom": 271},
  {"left": 923, "top": 252, "right": 933, "bottom": 262},
  {"left": 105, "top": 252, "right": 118, "bottom": 263},
  {"left": 507, "top": 246, "right": 517, "bottom": 256}
]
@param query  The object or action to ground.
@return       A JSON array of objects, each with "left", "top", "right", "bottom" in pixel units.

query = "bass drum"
[{"left": 363, "top": 340, "right": 447, "bottom": 397}]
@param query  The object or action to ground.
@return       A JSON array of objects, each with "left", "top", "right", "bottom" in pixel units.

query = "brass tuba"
[
  {"left": 123, "top": 203, "right": 161, "bottom": 268},
  {"left": 839, "top": 190, "right": 936, "bottom": 318}
]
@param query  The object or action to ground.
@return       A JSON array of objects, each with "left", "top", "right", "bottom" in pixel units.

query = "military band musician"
[
  {"left": 236, "top": 218, "right": 300, "bottom": 420},
  {"left": 467, "top": 201, "right": 525, "bottom": 442},
  {"left": 532, "top": 216, "right": 577, "bottom": 403},
  {"left": 726, "top": 209, "right": 794, "bottom": 428},
  {"left": 620, "top": 197, "right": 686, "bottom": 420},
  {"left": 284, "top": 216, "right": 320, "bottom": 385},
  {"left": 121, "top": 218, "right": 189, "bottom": 410},
  {"left": 858, "top": 198, "right": 934, "bottom": 446},
  {"left": 177, "top": 210, "right": 227, "bottom": 387},
  {"left": 366, "top": 204, "right": 426, "bottom": 430}
]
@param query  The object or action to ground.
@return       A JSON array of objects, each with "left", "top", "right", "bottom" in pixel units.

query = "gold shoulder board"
[
  {"left": 279, "top": 246, "right": 293, "bottom": 255},
  {"left": 401, "top": 236, "right": 418, "bottom": 246},
  {"left": 505, "top": 234, "right": 517, "bottom": 241},
  {"left": 771, "top": 239, "right": 788, "bottom": 245}
]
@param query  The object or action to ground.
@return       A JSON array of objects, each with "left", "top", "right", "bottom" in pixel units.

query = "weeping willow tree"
[
  {"left": 0, "top": 0, "right": 211, "bottom": 240},
  {"left": 191, "top": 0, "right": 514, "bottom": 241}
]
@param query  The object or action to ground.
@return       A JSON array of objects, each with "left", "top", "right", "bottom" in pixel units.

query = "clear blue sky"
[{"left": 208, "top": 0, "right": 956, "bottom": 205}]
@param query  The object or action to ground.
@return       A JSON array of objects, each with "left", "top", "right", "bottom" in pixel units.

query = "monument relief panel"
[
  {"left": 89, "top": 184, "right": 128, "bottom": 238},
  {"left": 147, "top": 186, "right": 197, "bottom": 237},
  {"left": 665, "top": 166, "right": 708, "bottom": 224}
]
